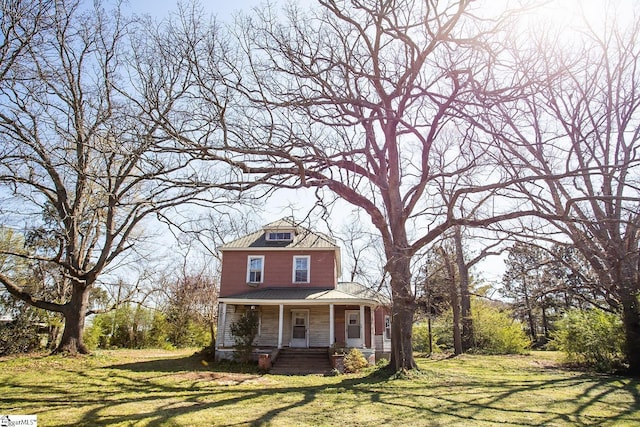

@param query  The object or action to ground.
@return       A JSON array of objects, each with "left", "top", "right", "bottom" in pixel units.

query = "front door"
[
  {"left": 345, "top": 310, "right": 362, "bottom": 347},
  {"left": 290, "top": 310, "right": 309, "bottom": 347}
]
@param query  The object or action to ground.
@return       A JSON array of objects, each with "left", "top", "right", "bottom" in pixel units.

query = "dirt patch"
[
  {"left": 173, "top": 371, "right": 272, "bottom": 385},
  {"left": 530, "top": 359, "right": 562, "bottom": 369}
]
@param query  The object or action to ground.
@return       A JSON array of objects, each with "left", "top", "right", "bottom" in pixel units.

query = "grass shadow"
[
  {"left": 3, "top": 351, "right": 640, "bottom": 426},
  {"left": 109, "top": 354, "right": 261, "bottom": 375}
]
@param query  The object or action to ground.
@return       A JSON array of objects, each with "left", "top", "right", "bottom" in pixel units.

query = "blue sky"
[{"left": 123, "top": 0, "right": 283, "bottom": 21}]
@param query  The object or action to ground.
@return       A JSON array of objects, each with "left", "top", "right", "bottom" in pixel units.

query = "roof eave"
[
  {"left": 219, "top": 246, "right": 339, "bottom": 252},
  {"left": 219, "top": 297, "right": 380, "bottom": 306}
]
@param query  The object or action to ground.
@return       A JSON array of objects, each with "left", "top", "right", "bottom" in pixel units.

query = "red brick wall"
[
  {"left": 366, "top": 307, "right": 372, "bottom": 348},
  {"left": 334, "top": 307, "right": 345, "bottom": 345},
  {"left": 374, "top": 306, "right": 386, "bottom": 334},
  {"left": 220, "top": 249, "right": 337, "bottom": 297}
]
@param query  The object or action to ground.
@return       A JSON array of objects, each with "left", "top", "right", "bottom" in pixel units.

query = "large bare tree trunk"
[
  {"left": 454, "top": 227, "right": 473, "bottom": 352},
  {"left": 619, "top": 258, "right": 640, "bottom": 376},
  {"left": 54, "top": 284, "right": 90, "bottom": 355},
  {"left": 441, "top": 248, "right": 462, "bottom": 355},
  {"left": 621, "top": 297, "right": 640, "bottom": 376},
  {"left": 388, "top": 256, "right": 418, "bottom": 372}
]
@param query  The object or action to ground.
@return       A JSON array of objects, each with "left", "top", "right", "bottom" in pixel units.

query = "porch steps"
[{"left": 270, "top": 348, "right": 332, "bottom": 375}]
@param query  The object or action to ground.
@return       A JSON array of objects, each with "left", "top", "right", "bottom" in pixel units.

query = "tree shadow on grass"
[
  {"left": 6, "top": 354, "right": 639, "bottom": 426},
  {"left": 109, "top": 355, "right": 203, "bottom": 372},
  {"left": 109, "top": 354, "right": 262, "bottom": 376},
  {"left": 101, "top": 357, "right": 640, "bottom": 426}
]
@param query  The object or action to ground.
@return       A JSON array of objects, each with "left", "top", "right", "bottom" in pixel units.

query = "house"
[{"left": 215, "top": 218, "right": 391, "bottom": 368}]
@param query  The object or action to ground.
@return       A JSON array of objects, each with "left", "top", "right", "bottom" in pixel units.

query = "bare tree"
[
  {"left": 451, "top": 226, "right": 507, "bottom": 351},
  {"left": 437, "top": 246, "right": 463, "bottom": 354},
  {"left": 502, "top": 242, "right": 547, "bottom": 342},
  {"left": 0, "top": 0, "right": 237, "bottom": 354},
  {"left": 333, "top": 211, "right": 387, "bottom": 289},
  {"left": 160, "top": 245, "right": 220, "bottom": 349},
  {"left": 149, "top": 0, "right": 543, "bottom": 372},
  {"left": 483, "top": 6, "right": 640, "bottom": 373},
  {"left": 0, "top": 0, "right": 52, "bottom": 83}
]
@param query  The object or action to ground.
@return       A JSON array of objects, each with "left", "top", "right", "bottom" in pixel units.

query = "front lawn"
[{"left": 0, "top": 349, "right": 638, "bottom": 426}]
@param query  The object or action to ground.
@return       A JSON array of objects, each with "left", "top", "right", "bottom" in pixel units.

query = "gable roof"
[{"left": 219, "top": 218, "right": 339, "bottom": 251}]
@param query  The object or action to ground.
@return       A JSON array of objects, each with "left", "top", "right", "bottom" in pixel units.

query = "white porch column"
[
  {"left": 370, "top": 306, "right": 376, "bottom": 351},
  {"left": 329, "top": 304, "right": 335, "bottom": 347},
  {"left": 217, "top": 302, "right": 226, "bottom": 349},
  {"left": 360, "top": 304, "right": 365, "bottom": 348},
  {"left": 278, "top": 304, "right": 284, "bottom": 349}
]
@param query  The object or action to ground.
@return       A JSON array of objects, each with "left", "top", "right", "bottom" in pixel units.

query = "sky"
[
  {"left": 124, "top": 0, "right": 637, "bottom": 23},
  {"left": 123, "top": 0, "right": 285, "bottom": 21}
]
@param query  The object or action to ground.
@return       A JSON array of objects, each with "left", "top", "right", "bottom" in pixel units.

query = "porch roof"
[{"left": 219, "top": 282, "right": 388, "bottom": 306}]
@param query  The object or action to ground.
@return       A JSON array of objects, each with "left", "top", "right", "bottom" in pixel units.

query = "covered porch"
[{"left": 215, "top": 285, "right": 385, "bottom": 363}]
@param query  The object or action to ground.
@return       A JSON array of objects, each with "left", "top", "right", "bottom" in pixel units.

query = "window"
[
  {"left": 384, "top": 315, "right": 391, "bottom": 340},
  {"left": 293, "top": 255, "right": 310, "bottom": 283},
  {"left": 347, "top": 312, "right": 361, "bottom": 339},
  {"left": 266, "top": 231, "right": 293, "bottom": 241},
  {"left": 247, "top": 256, "right": 264, "bottom": 283}
]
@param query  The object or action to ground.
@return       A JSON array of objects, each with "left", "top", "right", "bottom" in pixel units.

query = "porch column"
[
  {"left": 370, "top": 306, "right": 376, "bottom": 351},
  {"left": 217, "top": 302, "right": 226, "bottom": 349},
  {"left": 329, "top": 304, "right": 335, "bottom": 347},
  {"left": 360, "top": 304, "right": 365, "bottom": 348},
  {"left": 278, "top": 303, "right": 284, "bottom": 349}
]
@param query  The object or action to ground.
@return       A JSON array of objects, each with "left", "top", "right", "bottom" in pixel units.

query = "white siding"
[
  {"left": 280, "top": 305, "right": 330, "bottom": 347},
  {"left": 221, "top": 305, "right": 243, "bottom": 347},
  {"left": 375, "top": 335, "right": 392, "bottom": 353},
  {"left": 255, "top": 306, "right": 279, "bottom": 346},
  {"left": 308, "top": 306, "right": 329, "bottom": 347}
]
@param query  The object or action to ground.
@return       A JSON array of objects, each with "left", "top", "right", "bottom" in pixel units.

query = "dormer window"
[{"left": 266, "top": 231, "right": 294, "bottom": 241}]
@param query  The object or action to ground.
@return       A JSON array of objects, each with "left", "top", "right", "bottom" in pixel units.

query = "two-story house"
[{"left": 215, "top": 218, "right": 391, "bottom": 370}]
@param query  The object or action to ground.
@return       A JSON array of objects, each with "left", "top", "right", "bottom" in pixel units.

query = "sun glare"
[{"left": 525, "top": 0, "right": 637, "bottom": 31}]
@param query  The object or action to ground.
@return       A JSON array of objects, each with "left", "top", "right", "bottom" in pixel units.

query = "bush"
[
  {"left": 0, "top": 300, "right": 45, "bottom": 355},
  {"left": 0, "top": 317, "right": 42, "bottom": 355},
  {"left": 430, "top": 299, "right": 530, "bottom": 354},
  {"left": 552, "top": 308, "right": 624, "bottom": 372},
  {"left": 84, "top": 305, "right": 179, "bottom": 350},
  {"left": 412, "top": 321, "right": 441, "bottom": 353},
  {"left": 230, "top": 309, "right": 259, "bottom": 363},
  {"left": 431, "top": 310, "right": 454, "bottom": 351},
  {"left": 83, "top": 316, "right": 106, "bottom": 350},
  {"left": 472, "top": 299, "right": 531, "bottom": 354},
  {"left": 147, "top": 312, "right": 173, "bottom": 349},
  {"left": 343, "top": 348, "right": 369, "bottom": 373}
]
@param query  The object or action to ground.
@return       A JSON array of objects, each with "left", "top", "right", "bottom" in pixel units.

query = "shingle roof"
[
  {"left": 336, "top": 282, "right": 390, "bottom": 304},
  {"left": 219, "top": 218, "right": 338, "bottom": 250},
  {"left": 220, "top": 282, "right": 388, "bottom": 305}
]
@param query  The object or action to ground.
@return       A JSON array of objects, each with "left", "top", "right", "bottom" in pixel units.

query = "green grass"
[{"left": 0, "top": 349, "right": 638, "bottom": 426}]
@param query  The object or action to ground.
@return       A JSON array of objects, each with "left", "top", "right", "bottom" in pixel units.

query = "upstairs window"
[
  {"left": 266, "top": 231, "right": 293, "bottom": 241},
  {"left": 293, "top": 255, "right": 310, "bottom": 283},
  {"left": 247, "top": 256, "right": 264, "bottom": 283}
]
